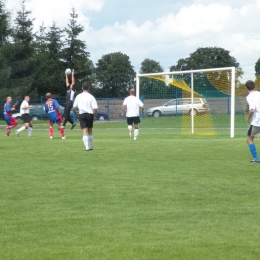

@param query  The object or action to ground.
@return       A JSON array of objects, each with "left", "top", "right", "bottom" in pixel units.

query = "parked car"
[
  {"left": 146, "top": 98, "right": 209, "bottom": 117},
  {"left": 95, "top": 111, "right": 108, "bottom": 121},
  {"left": 12, "top": 104, "right": 108, "bottom": 121},
  {"left": 12, "top": 104, "right": 64, "bottom": 121}
]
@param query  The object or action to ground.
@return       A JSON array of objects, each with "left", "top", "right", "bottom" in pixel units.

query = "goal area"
[{"left": 136, "top": 67, "right": 249, "bottom": 138}]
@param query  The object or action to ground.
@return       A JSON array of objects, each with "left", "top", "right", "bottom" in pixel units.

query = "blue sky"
[{"left": 6, "top": 0, "right": 260, "bottom": 75}]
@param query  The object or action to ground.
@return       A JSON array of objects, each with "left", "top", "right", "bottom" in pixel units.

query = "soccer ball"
[{"left": 65, "top": 68, "right": 71, "bottom": 75}]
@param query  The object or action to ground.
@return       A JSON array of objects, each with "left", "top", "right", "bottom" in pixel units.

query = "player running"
[
  {"left": 3, "top": 96, "right": 18, "bottom": 137},
  {"left": 245, "top": 80, "right": 260, "bottom": 163},
  {"left": 15, "top": 95, "right": 33, "bottom": 137},
  {"left": 44, "top": 93, "right": 66, "bottom": 139},
  {"left": 121, "top": 88, "right": 144, "bottom": 141}
]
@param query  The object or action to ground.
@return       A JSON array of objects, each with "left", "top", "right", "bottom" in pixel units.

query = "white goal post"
[{"left": 136, "top": 67, "right": 236, "bottom": 138}]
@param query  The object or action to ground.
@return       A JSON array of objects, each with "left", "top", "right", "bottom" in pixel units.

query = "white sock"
[
  {"left": 17, "top": 126, "right": 26, "bottom": 133},
  {"left": 128, "top": 125, "right": 132, "bottom": 132},
  {"left": 134, "top": 128, "right": 139, "bottom": 138},
  {"left": 28, "top": 127, "right": 33, "bottom": 136},
  {"left": 83, "top": 135, "right": 89, "bottom": 150},
  {"left": 88, "top": 134, "right": 93, "bottom": 148}
]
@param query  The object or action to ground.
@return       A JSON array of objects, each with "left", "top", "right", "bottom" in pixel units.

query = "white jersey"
[
  {"left": 246, "top": 90, "right": 260, "bottom": 126},
  {"left": 20, "top": 100, "right": 29, "bottom": 114},
  {"left": 73, "top": 92, "right": 98, "bottom": 114},
  {"left": 123, "top": 96, "right": 144, "bottom": 117}
]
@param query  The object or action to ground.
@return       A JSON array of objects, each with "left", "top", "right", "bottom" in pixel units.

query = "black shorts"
[
  {"left": 79, "top": 113, "right": 94, "bottom": 129},
  {"left": 22, "top": 113, "right": 31, "bottom": 123},
  {"left": 248, "top": 125, "right": 260, "bottom": 137},
  {"left": 127, "top": 116, "right": 140, "bottom": 125}
]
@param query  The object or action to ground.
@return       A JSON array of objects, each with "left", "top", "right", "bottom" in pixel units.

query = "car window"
[
  {"left": 165, "top": 100, "right": 177, "bottom": 106},
  {"left": 193, "top": 99, "right": 202, "bottom": 104},
  {"left": 177, "top": 99, "right": 184, "bottom": 105}
]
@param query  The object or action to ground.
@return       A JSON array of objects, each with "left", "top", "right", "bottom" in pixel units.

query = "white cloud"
[
  {"left": 86, "top": 1, "right": 260, "bottom": 73},
  {"left": 5, "top": 0, "right": 260, "bottom": 73},
  {"left": 6, "top": 0, "right": 104, "bottom": 30}
]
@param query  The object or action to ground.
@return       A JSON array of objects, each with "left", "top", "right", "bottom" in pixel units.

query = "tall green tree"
[
  {"left": 139, "top": 58, "right": 164, "bottom": 74},
  {"left": 139, "top": 58, "right": 168, "bottom": 98},
  {"left": 0, "top": 0, "right": 11, "bottom": 46},
  {"left": 63, "top": 7, "right": 93, "bottom": 88},
  {"left": 45, "top": 21, "right": 65, "bottom": 94},
  {"left": 255, "top": 58, "right": 260, "bottom": 75},
  {"left": 254, "top": 58, "right": 260, "bottom": 90},
  {"left": 33, "top": 21, "right": 65, "bottom": 96},
  {"left": 6, "top": 0, "right": 37, "bottom": 98},
  {"left": 95, "top": 52, "right": 136, "bottom": 97},
  {"left": 170, "top": 47, "right": 240, "bottom": 72},
  {"left": 0, "top": 0, "right": 12, "bottom": 97},
  {"left": 32, "top": 23, "right": 48, "bottom": 96},
  {"left": 169, "top": 47, "right": 242, "bottom": 94}
]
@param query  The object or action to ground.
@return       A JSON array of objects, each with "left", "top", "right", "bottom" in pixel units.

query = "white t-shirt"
[
  {"left": 20, "top": 100, "right": 29, "bottom": 114},
  {"left": 73, "top": 92, "right": 98, "bottom": 114},
  {"left": 246, "top": 90, "right": 260, "bottom": 126},
  {"left": 123, "top": 96, "right": 144, "bottom": 117}
]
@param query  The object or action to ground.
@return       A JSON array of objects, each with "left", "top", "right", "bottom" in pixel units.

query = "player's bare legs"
[
  {"left": 59, "top": 123, "right": 65, "bottom": 139},
  {"left": 246, "top": 135, "right": 259, "bottom": 162},
  {"left": 49, "top": 124, "right": 54, "bottom": 139},
  {"left": 16, "top": 121, "right": 33, "bottom": 137},
  {"left": 6, "top": 119, "right": 18, "bottom": 136}
]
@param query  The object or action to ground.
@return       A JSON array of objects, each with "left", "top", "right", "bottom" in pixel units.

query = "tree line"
[{"left": 0, "top": 0, "right": 257, "bottom": 101}]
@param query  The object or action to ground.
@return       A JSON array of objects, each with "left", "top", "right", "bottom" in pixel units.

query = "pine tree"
[
  {"left": 0, "top": 0, "right": 13, "bottom": 98},
  {"left": 33, "top": 21, "right": 65, "bottom": 95},
  {"left": 63, "top": 8, "right": 93, "bottom": 88},
  {"left": 5, "top": 0, "right": 37, "bottom": 98},
  {"left": 0, "top": 0, "right": 11, "bottom": 46}
]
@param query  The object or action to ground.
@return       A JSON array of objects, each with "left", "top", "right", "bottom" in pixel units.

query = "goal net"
[{"left": 136, "top": 67, "right": 249, "bottom": 138}]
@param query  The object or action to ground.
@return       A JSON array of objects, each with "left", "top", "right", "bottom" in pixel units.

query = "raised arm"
[
  {"left": 66, "top": 74, "right": 70, "bottom": 87},
  {"left": 71, "top": 69, "right": 75, "bottom": 86}
]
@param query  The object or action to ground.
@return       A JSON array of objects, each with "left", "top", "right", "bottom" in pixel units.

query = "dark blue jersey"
[
  {"left": 4, "top": 102, "right": 12, "bottom": 115},
  {"left": 44, "top": 98, "right": 60, "bottom": 122}
]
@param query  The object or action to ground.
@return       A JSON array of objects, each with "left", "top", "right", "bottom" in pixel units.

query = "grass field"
[{"left": 1, "top": 118, "right": 260, "bottom": 260}]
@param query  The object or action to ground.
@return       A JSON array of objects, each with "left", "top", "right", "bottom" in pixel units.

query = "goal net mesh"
[{"left": 138, "top": 68, "right": 250, "bottom": 137}]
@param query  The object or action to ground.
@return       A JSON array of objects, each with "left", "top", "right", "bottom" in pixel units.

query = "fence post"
[
  {"left": 40, "top": 96, "right": 43, "bottom": 120},
  {"left": 106, "top": 98, "right": 110, "bottom": 120}
]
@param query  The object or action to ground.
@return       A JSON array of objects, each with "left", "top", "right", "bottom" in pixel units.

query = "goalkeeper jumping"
[{"left": 63, "top": 69, "right": 77, "bottom": 130}]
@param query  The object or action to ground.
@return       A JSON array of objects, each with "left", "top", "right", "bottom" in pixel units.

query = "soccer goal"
[{"left": 136, "top": 67, "right": 247, "bottom": 138}]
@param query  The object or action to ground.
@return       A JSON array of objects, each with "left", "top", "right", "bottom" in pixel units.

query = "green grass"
[{"left": 0, "top": 120, "right": 259, "bottom": 259}]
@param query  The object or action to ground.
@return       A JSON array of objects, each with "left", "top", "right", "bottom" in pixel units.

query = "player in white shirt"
[
  {"left": 16, "top": 95, "right": 33, "bottom": 137},
  {"left": 73, "top": 82, "right": 98, "bottom": 151},
  {"left": 245, "top": 80, "right": 260, "bottom": 163},
  {"left": 121, "top": 88, "right": 144, "bottom": 140}
]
